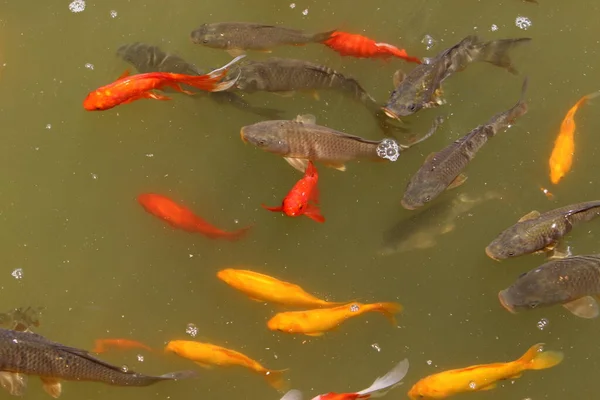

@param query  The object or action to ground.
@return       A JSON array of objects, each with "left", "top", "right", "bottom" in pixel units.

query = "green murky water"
[{"left": 0, "top": 0, "right": 599, "bottom": 398}]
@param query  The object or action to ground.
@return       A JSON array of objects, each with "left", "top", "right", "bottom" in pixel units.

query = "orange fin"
[
  {"left": 304, "top": 205, "right": 325, "bottom": 223},
  {"left": 145, "top": 92, "right": 171, "bottom": 101},
  {"left": 447, "top": 174, "right": 467, "bottom": 190},
  {"left": 262, "top": 203, "right": 284, "bottom": 212},
  {"left": 305, "top": 332, "right": 324, "bottom": 337},
  {"left": 118, "top": 69, "right": 131, "bottom": 79},
  {"left": 517, "top": 343, "right": 564, "bottom": 370},
  {"left": 194, "top": 362, "right": 215, "bottom": 369},
  {"left": 264, "top": 369, "right": 289, "bottom": 392}
]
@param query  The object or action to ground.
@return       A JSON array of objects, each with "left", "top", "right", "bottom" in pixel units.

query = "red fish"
[
  {"left": 262, "top": 161, "right": 325, "bottom": 223},
  {"left": 138, "top": 193, "right": 251, "bottom": 241},
  {"left": 83, "top": 55, "right": 244, "bottom": 111},
  {"left": 92, "top": 338, "right": 153, "bottom": 353},
  {"left": 323, "top": 31, "right": 421, "bottom": 64}
]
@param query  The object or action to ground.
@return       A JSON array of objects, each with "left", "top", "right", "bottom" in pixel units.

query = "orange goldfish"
[
  {"left": 407, "top": 343, "right": 563, "bottom": 399},
  {"left": 92, "top": 338, "right": 153, "bottom": 353},
  {"left": 267, "top": 302, "right": 402, "bottom": 336},
  {"left": 137, "top": 193, "right": 251, "bottom": 241},
  {"left": 164, "top": 340, "right": 288, "bottom": 391},
  {"left": 83, "top": 55, "right": 244, "bottom": 110},
  {"left": 217, "top": 268, "right": 345, "bottom": 308},
  {"left": 323, "top": 31, "right": 421, "bottom": 64},
  {"left": 548, "top": 91, "right": 600, "bottom": 184}
]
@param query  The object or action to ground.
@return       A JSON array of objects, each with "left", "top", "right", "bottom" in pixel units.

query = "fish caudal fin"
[
  {"left": 375, "top": 43, "right": 421, "bottom": 64},
  {"left": 264, "top": 369, "right": 289, "bottom": 392},
  {"left": 477, "top": 37, "right": 531, "bottom": 75},
  {"left": 219, "top": 225, "right": 253, "bottom": 241},
  {"left": 356, "top": 359, "right": 410, "bottom": 397},
  {"left": 280, "top": 389, "right": 304, "bottom": 400},
  {"left": 517, "top": 343, "right": 564, "bottom": 371},
  {"left": 372, "top": 302, "right": 403, "bottom": 325},
  {"left": 183, "top": 55, "right": 246, "bottom": 92}
]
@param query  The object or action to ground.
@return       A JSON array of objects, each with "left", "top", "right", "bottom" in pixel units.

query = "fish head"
[
  {"left": 407, "top": 379, "right": 445, "bottom": 399},
  {"left": 382, "top": 84, "right": 424, "bottom": 119},
  {"left": 240, "top": 122, "right": 291, "bottom": 155},
  {"left": 190, "top": 24, "right": 228, "bottom": 48},
  {"left": 485, "top": 222, "right": 537, "bottom": 260},
  {"left": 401, "top": 179, "right": 445, "bottom": 210},
  {"left": 164, "top": 340, "right": 184, "bottom": 355},
  {"left": 216, "top": 269, "right": 234, "bottom": 283},
  {"left": 83, "top": 90, "right": 111, "bottom": 111},
  {"left": 498, "top": 266, "right": 570, "bottom": 313}
]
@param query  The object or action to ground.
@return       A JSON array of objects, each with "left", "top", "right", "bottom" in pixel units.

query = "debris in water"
[
  {"left": 421, "top": 34, "right": 437, "bottom": 50},
  {"left": 289, "top": 3, "right": 296, "bottom": 8},
  {"left": 537, "top": 318, "right": 549, "bottom": 330},
  {"left": 85, "top": 63, "right": 94, "bottom": 70},
  {"left": 110, "top": 10, "right": 118, "bottom": 18},
  {"left": 515, "top": 16, "right": 532, "bottom": 30},
  {"left": 68, "top": 0, "right": 86, "bottom": 13},
  {"left": 490, "top": 24, "right": 498, "bottom": 32},
  {"left": 186, "top": 323, "right": 198, "bottom": 337},
  {"left": 371, "top": 343, "right": 381, "bottom": 352},
  {"left": 45, "top": 124, "right": 52, "bottom": 130},
  {"left": 11, "top": 268, "right": 23, "bottom": 280},
  {"left": 302, "top": 8, "right": 309, "bottom": 16}
]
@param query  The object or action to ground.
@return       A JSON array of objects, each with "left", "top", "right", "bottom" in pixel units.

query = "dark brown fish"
[
  {"left": 486, "top": 200, "right": 600, "bottom": 260},
  {"left": 116, "top": 42, "right": 283, "bottom": 119},
  {"left": 499, "top": 254, "right": 600, "bottom": 319},
  {"left": 383, "top": 35, "right": 530, "bottom": 120},
  {"left": 190, "top": 22, "right": 334, "bottom": 55},
  {"left": 230, "top": 57, "right": 376, "bottom": 106},
  {"left": 240, "top": 114, "right": 442, "bottom": 172},
  {"left": 0, "top": 328, "right": 195, "bottom": 398},
  {"left": 401, "top": 78, "right": 528, "bottom": 210}
]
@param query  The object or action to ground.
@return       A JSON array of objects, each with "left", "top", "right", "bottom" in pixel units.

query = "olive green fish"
[
  {"left": 190, "top": 22, "right": 334, "bottom": 56},
  {"left": 499, "top": 254, "right": 600, "bottom": 319},
  {"left": 383, "top": 35, "right": 531, "bottom": 120},
  {"left": 230, "top": 57, "right": 376, "bottom": 106},
  {"left": 401, "top": 78, "right": 528, "bottom": 210},
  {"left": 0, "top": 328, "right": 195, "bottom": 398},
  {"left": 116, "top": 42, "right": 283, "bottom": 119},
  {"left": 240, "top": 115, "right": 443, "bottom": 172},
  {"left": 380, "top": 191, "right": 500, "bottom": 255},
  {"left": 486, "top": 200, "right": 600, "bottom": 260}
]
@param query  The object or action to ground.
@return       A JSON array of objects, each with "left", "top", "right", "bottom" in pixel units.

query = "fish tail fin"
[
  {"left": 476, "top": 37, "right": 531, "bottom": 74},
  {"left": 221, "top": 225, "right": 253, "bottom": 241},
  {"left": 280, "top": 389, "right": 304, "bottom": 400},
  {"left": 311, "top": 29, "right": 337, "bottom": 43},
  {"left": 517, "top": 343, "right": 564, "bottom": 371},
  {"left": 158, "top": 370, "right": 198, "bottom": 380},
  {"left": 507, "top": 76, "right": 529, "bottom": 121},
  {"left": 375, "top": 43, "right": 422, "bottom": 64},
  {"left": 372, "top": 302, "right": 403, "bottom": 325},
  {"left": 355, "top": 359, "right": 409, "bottom": 397},
  {"left": 578, "top": 90, "right": 600, "bottom": 107},
  {"left": 263, "top": 369, "right": 290, "bottom": 392},
  {"left": 183, "top": 55, "right": 245, "bottom": 92},
  {"left": 305, "top": 161, "right": 317, "bottom": 177}
]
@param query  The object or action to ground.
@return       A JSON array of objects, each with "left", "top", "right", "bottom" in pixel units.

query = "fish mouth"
[
  {"left": 240, "top": 127, "right": 248, "bottom": 143},
  {"left": 382, "top": 107, "right": 402, "bottom": 121},
  {"left": 400, "top": 198, "right": 418, "bottom": 210},
  {"left": 498, "top": 290, "right": 516, "bottom": 314},
  {"left": 485, "top": 246, "right": 501, "bottom": 261}
]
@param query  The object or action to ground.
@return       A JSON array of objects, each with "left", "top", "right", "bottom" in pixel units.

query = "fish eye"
[
  {"left": 257, "top": 139, "right": 267, "bottom": 147},
  {"left": 424, "top": 196, "right": 431, "bottom": 203},
  {"left": 529, "top": 301, "right": 540, "bottom": 309},
  {"left": 508, "top": 252, "right": 515, "bottom": 257},
  {"left": 408, "top": 104, "right": 417, "bottom": 112},
  {"left": 518, "top": 271, "right": 527, "bottom": 278},
  {"left": 202, "top": 39, "right": 209, "bottom": 44}
]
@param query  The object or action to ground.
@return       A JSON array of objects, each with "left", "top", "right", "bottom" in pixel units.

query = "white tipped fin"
[
  {"left": 280, "top": 389, "right": 304, "bottom": 400},
  {"left": 208, "top": 55, "right": 247, "bottom": 79},
  {"left": 563, "top": 296, "right": 599, "bottom": 318},
  {"left": 294, "top": 114, "right": 316, "bottom": 124},
  {"left": 284, "top": 157, "right": 309, "bottom": 173},
  {"left": 355, "top": 359, "right": 409, "bottom": 397},
  {"left": 0, "top": 372, "right": 27, "bottom": 396}
]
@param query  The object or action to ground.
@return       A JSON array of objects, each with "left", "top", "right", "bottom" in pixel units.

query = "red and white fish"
[{"left": 323, "top": 31, "right": 421, "bottom": 64}]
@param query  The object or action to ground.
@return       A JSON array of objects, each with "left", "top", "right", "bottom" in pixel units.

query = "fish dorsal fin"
[
  {"left": 118, "top": 69, "right": 131, "bottom": 79},
  {"left": 424, "top": 152, "right": 437, "bottom": 163},
  {"left": 393, "top": 69, "right": 406, "bottom": 87},
  {"left": 295, "top": 114, "right": 316, "bottom": 124},
  {"left": 563, "top": 296, "right": 599, "bottom": 318},
  {"left": 518, "top": 210, "right": 541, "bottom": 222}
]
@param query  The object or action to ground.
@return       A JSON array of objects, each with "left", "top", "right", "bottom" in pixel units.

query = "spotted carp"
[
  {"left": 486, "top": 200, "right": 600, "bottom": 260},
  {"left": 499, "top": 254, "right": 600, "bottom": 318},
  {"left": 401, "top": 78, "right": 528, "bottom": 210},
  {"left": 0, "top": 328, "right": 195, "bottom": 398},
  {"left": 190, "top": 22, "right": 334, "bottom": 55},
  {"left": 383, "top": 35, "right": 530, "bottom": 120}
]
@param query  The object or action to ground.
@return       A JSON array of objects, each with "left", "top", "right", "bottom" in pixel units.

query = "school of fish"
[{"left": 7, "top": 0, "right": 600, "bottom": 399}]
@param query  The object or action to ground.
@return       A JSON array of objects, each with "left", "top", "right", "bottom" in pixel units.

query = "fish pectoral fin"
[
  {"left": 518, "top": 210, "right": 541, "bottom": 222},
  {"left": 194, "top": 362, "right": 215, "bottom": 369},
  {"left": 284, "top": 157, "right": 309, "bottom": 173},
  {"left": 40, "top": 377, "right": 62, "bottom": 399},
  {"left": 311, "top": 90, "right": 320, "bottom": 101},
  {"left": 447, "top": 174, "right": 468, "bottom": 190},
  {"left": 304, "top": 332, "right": 324, "bottom": 337},
  {"left": 294, "top": 114, "right": 317, "bottom": 124},
  {"left": 476, "top": 382, "right": 497, "bottom": 391},
  {"left": 563, "top": 296, "right": 599, "bottom": 319},
  {"left": 248, "top": 297, "right": 266, "bottom": 303},
  {"left": 226, "top": 49, "right": 246, "bottom": 57},
  {"left": 304, "top": 205, "right": 325, "bottom": 223},
  {"left": 0, "top": 372, "right": 27, "bottom": 396},
  {"left": 440, "top": 223, "right": 456, "bottom": 234},
  {"left": 145, "top": 92, "right": 171, "bottom": 101},
  {"left": 325, "top": 162, "right": 346, "bottom": 172},
  {"left": 392, "top": 69, "right": 406, "bottom": 87},
  {"left": 547, "top": 247, "right": 571, "bottom": 260}
]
